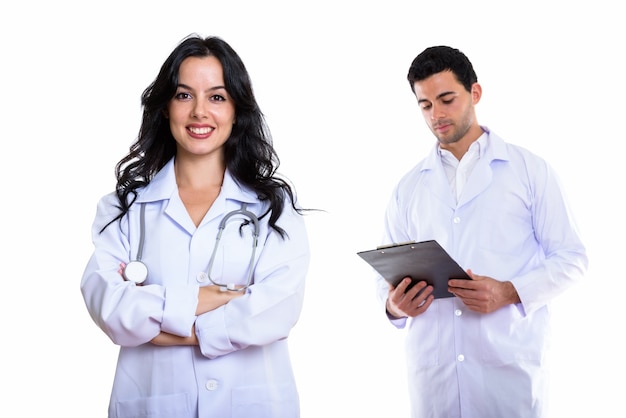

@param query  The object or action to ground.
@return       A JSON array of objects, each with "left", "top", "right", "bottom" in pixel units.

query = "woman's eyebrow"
[{"left": 176, "top": 83, "right": 227, "bottom": 92}]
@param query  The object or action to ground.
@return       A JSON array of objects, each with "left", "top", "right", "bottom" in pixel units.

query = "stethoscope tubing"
[
  {"left": 122, "top": 203, "right": 148, "bottom": 284},
  {"left": 207, "top": 203, "right": 259, "bottom": 291}
]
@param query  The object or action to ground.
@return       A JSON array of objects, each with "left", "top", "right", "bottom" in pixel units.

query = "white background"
[{"left": 1, "top": 1, "right": 623, "bottom": 417}]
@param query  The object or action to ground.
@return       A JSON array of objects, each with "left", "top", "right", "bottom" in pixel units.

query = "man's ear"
[{"left": 471, "top": 82, "right": 482, "bottom": 104}]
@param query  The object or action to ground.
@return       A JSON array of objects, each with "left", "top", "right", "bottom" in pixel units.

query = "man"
[{"left": 376, "top": 46, "right": 588, "bottom": 418}]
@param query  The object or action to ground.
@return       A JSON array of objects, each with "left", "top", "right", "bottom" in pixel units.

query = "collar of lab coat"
[
  {"left": 133, "top": 158, "right": 260, "bottom": 231},
  {"left": 135, "top": 158, "right": 257, "bottom": 203},
  {"left": 420, "top": 126, "right": 512, "bottom": 208},
  {"left": 422, "top": 126, "right": 510, "bottom": 171}
]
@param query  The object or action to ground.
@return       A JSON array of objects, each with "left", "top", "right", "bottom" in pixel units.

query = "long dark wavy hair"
[{"left": 104, "top": 34, "right": 301, "bottom": 238}]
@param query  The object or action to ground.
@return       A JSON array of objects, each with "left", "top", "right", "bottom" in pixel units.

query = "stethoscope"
[{"left": 123, "top": 202, "right": 260, "bottom": 291}]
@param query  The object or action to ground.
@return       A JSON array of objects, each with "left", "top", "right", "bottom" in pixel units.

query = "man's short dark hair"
[{"left": 407, "top": 46, "right": 478, "bottom": 93}]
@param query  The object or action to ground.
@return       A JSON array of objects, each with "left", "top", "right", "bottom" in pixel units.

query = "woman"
[{"left": 81, "top": 34, "right": 310, "bottom": 418}]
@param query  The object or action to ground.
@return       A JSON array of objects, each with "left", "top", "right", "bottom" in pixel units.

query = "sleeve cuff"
[
  {"left": 161, "top": 285, "right": 198, "bottom": 336},
  {"left": 195, "top": 308, "right": 234, "bottom": 359}
]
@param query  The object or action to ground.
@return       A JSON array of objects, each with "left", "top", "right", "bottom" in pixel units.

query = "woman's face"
[{"left": 166, "top": 56, "right": 236, "bottom": 161}]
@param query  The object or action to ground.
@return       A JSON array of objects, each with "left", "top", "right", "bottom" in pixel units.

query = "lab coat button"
[
  {"left": 453, "top": 217, "right": 461, "bottom": 224},
  {"left": 196, "top": 272, "right": 208, "bottom": 283},
  {"left": 457, "top": 354, "right": 465, "bottom": 362},
  {"left": 455, "top": 309, "right": 462, "bottom": 316},
  {"left": 206, "top": 379, "right": 219, "bottom": 391}
]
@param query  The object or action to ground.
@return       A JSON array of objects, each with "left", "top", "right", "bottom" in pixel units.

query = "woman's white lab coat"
[{"left": 81, "top": 159, "right": 310, "bottom": 418}]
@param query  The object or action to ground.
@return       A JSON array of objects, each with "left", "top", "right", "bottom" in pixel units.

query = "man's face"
[{"left": 413, "top": 70, "right": 481, "bottom": 148}]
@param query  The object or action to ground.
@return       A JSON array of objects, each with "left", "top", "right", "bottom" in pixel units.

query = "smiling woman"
[
  {"left": 79, "top": 34, "right": 312, "bottom": 418},
  {"left": 167, "top": 56, "right": 237, "bottom": 225},
  {"left": 167, "top": 57, "right": 235, "bottom": 158}
]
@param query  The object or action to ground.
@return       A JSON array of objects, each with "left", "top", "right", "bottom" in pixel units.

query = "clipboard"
[{"left": 357, "top": 240, "right": 470, "bottom": 299}]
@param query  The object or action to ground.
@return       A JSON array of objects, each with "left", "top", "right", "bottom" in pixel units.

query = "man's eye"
[
  {"left": 442, "top": 99, "right": 454, "bottom": 105},
  {"left": 421, "top": 104, "right": 432, "bottom": 110}
]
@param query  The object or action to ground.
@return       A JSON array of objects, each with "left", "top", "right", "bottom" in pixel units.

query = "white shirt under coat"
[
  {"left": 81, "top": 158, "right": 310, "bottom": 418},
  {"left": 376, "top": 128, "right": 588, "bottom": 418}
]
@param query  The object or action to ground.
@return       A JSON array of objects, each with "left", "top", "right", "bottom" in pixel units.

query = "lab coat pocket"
[
  {"left": 405, "top": 304, "right": 440, "bottom": 369},
  {"left": 480, "top": 305, "right": 545, "bottom": 366},
  {"left": 232, "top": 383, "right": 299, "bottom": 418},
  {"left": 113, "top": 392, "right": 191, "bottom": 417}
]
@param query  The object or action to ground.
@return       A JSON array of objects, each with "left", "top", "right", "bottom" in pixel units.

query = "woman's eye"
[
  {"left": 175, "top": 92, "right": 191, "bottom": 100},
  {"left": 211, "top": 94, "right": 226, "bottom": 102}
]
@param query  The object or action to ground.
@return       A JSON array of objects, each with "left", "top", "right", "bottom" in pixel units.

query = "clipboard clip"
[{"left": 376, "top": 241, "right": 417, "bottom": 250}]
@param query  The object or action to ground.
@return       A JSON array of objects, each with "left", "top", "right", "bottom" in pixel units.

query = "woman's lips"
[{"left": 187, "top": 126, "right": 214, "bottom": 138}]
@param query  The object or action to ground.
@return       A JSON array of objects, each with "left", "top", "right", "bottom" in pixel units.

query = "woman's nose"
[{"left": 192, "top": 99, "right": 208, "bottom": 118}]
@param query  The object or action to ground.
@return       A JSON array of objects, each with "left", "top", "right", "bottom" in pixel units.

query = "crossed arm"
[{"left": 118, "top": 263, "right": 243, "bottom": 346}]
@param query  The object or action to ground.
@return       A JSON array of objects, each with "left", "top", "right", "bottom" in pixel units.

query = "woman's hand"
[
  {"left": 196, "top": 285, "right": 245, "bottom": 315},
  {"left": 151, "top": 286, "right": 245, "bottom": 346},
  {"left": 151, "top": 326, "right": 199, "bottom": 346}
]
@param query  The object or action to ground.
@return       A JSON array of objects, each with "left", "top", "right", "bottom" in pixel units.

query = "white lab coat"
[
  {"left": 81, "top": 159, "right": 310, "bottom": 418},
  {"left": 376, "top": 129, "right": 588, "bottom": 418}
]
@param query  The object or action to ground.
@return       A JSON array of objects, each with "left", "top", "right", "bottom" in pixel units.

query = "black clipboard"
[{"left": 357, "top": 240, "right": 470, "bottom": 299}]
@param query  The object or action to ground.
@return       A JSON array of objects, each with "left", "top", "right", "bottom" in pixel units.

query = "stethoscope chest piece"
[{"left": 123, "top": 260, "right": 148, "bottom": 284}]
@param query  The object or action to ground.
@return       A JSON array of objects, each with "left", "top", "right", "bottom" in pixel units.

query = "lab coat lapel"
[
  {"left": 136, "top": 159, "right": 199, "bottom": 234},
  {"left": 201, "top": 171, "right": 258, "bottom": 225},
  {"left": 423, "top": 148, "right": 456, "bottom": 209},
  {"left": 138, "top": 160, "right": 258, "bottom": 233},
  {"left": 165, "top": 194, "right": 199, "bottom": 234},
  {"left": 457, "top": 159, "right": 492, "bottom": 208},
  {"left": 457, "top": 130, "right": 509, "bottom": 208}
]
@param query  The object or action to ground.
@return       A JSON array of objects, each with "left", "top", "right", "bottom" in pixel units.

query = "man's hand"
[
  {"left": 386, "top": 277, "right": 434, "bottom": 319},
  {"left": 448, "top": 269, "right": 521, "bottom": 314}
]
